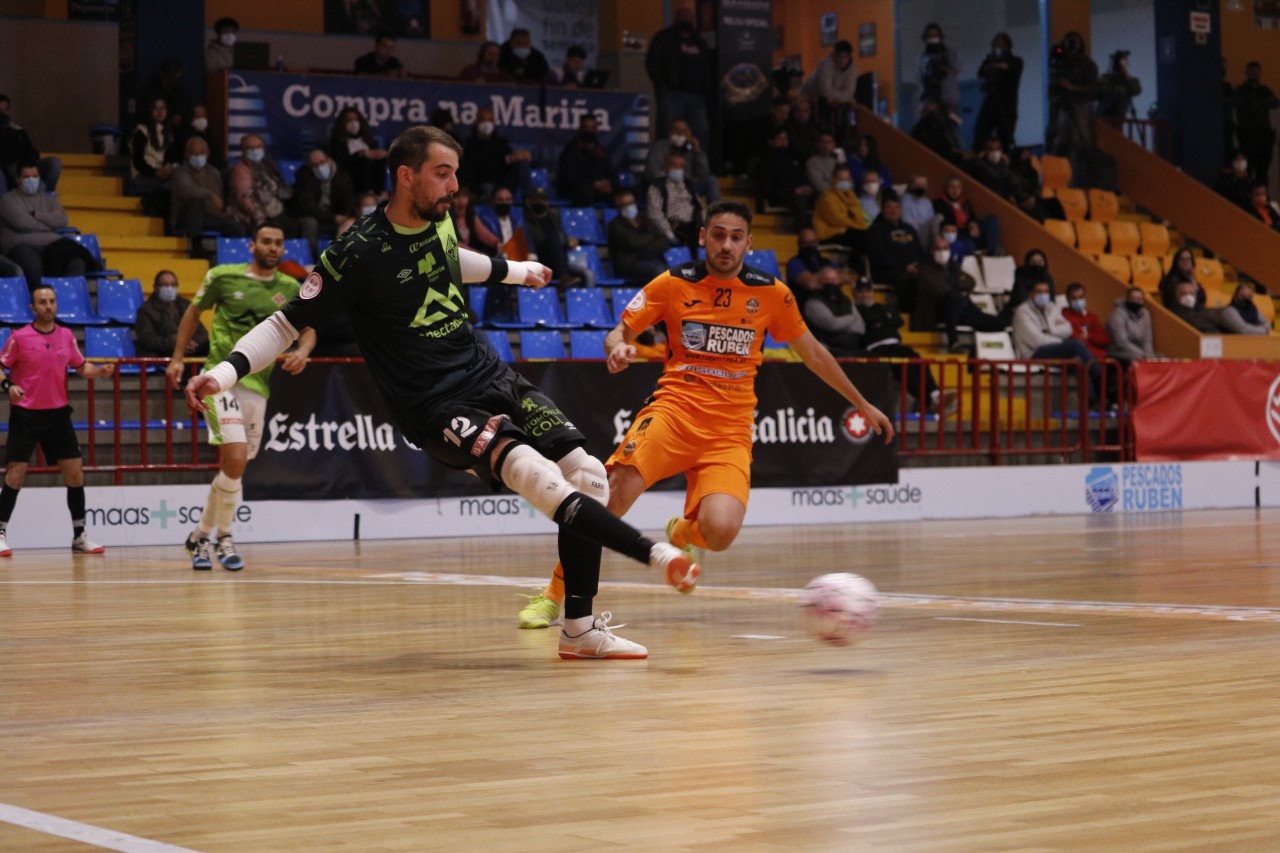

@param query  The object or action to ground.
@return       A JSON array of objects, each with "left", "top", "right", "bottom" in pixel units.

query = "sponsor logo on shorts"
[
  {"left": 470, "top": 414, "right": 507, "bottom": 458},
  {"left": 840, "top": 407, "right": 874, "bottom": 445},
  {"left": 300, "top": 272, "right": 323, "bottom": 299}
]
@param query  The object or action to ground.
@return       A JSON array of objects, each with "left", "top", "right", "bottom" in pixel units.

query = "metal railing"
[{"left": 1119, "top": 117, "right": 1174, "bottom": 162}]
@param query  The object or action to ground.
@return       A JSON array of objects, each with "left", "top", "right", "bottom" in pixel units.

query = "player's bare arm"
[
  {"left": 166, "top": 302, "right": 206, "bottom": 389},
  {"left": 185, "top": 312, "right": 301, "bottom": 412},
  {"left": 789, "top": 330, "right": 895, "bottom": 443},
  {"left": 280, "top": 328, "right": 319, "bottom": 375},
  {"left": 77, "top": 361, "right": 116, "bottom": 380},
  {"left": 604, "top": 321, "right": 640, "bottom": 373}
]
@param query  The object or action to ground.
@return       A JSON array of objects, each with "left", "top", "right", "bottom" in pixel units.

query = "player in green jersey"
[{"left": 166, "top": 225, "right": 317, "bottom": 571}]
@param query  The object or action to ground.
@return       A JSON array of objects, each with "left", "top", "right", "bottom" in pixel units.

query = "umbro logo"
[
  {"left": 683, "top": 299, "right": 702, "bottom": 307},
  {"left": 397, "top": 269, "right": 413, "bottom": 281}
]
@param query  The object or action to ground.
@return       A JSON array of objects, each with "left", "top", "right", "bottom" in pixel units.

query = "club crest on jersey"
[
  {"left": 300, "top": 272, "right": 323, "bottom": 300},
  {"left": 444, "top": 233, "right": 458, "bottom": 259},
  {"left": 272, "top": 292, "right": 287, "bottom": 306},
  {"left": 745, "top": 297, "right": 759, "bottom": 315},
  {"left": 626, "top": 290, "right": 646, "bottom": 312},
  {"left": 681, "top": 320, "right": 754, "bottom": 356}
]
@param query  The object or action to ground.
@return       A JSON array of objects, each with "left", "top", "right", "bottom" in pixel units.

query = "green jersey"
[{"left": 194, "top": 263, "right": 300, "bottom": 398}]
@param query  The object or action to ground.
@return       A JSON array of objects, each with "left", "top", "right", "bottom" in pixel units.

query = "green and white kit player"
[{"left": 166, "top": 224, "right": 316, "bottom": 571}]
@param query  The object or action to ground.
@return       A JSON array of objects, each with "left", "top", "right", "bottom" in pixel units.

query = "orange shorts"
[{"left": 605, "top": 403, "right": 752, "bottom": 519}]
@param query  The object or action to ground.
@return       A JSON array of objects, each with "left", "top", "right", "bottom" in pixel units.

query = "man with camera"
[
  {"left": 1097, "top": 50, "right": 1142, "bottom": 123},
  {"left": 1047, "top": 31, "right": 1099, "bottom": 158}
]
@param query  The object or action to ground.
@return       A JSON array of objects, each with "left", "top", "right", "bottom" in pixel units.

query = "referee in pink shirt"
[{"left": 0, "top": 285, "right": 115, "bottom": 555}]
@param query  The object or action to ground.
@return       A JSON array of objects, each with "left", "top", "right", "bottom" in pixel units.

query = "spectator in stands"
[
  {"left": 329, "top": 108, "right": 388, "bottom": 197},
  {"left": 479, "top": 186, "right": 523, "bottom": 257},
  {"left": 608, "top": 189, "right": 669, "bottom": 285},
  {"left": 848, "top": 134, "right": 891, "bottom": 190},
  {"left": 858, "top": 170, "right": 883, "bottom": 221},
  {"left": 354, "top": 32, "right": 407, "bottom": 78},
  {"left": 1062, "top": 282, "right": 1110, "bottom": 359},
  {"left": 758, "top": 128, "right": 814, "bottom": 227},
  {"left": 1169, "top": 280, "right": 1225, "bottom": 333},
  {"left": 901, "top": 174, "right": 938, "bottom": 243},
  {"left": 915, "top": 235, "right": 1004, "bottom": 350},
  {"left": 338, "top": 192, "right": 379, "bottom": 237},
  {"left": 171, "top": 136, "right": 244, "bottom": 252},
  {"left": 785, "top": 228, "right": 837, "bottom": 292},
  {"left": 934, "top": 174, "right": 1000, "bottom": 256},
  {"left": 804, "top": 132, "right": 844, "bottom": 193},
  {"left": 0, "top": 95, "right": 61, "bottom": 193},
  {"left": 522, "top": 187, "right": 590, "bottom": 287},
  {"left": 1046, "top": 31, "right": 1099, "bottom": 158},
  {"left": 1246, "top": 182, "right": 1280, "bottom": 231},
  {"left": 740, "top": 98, "right": 794, "bottom": 177},
  {"left": 429, "top": 108, "right": 460, "bottom": 143},
  {"left": 647, "top": 151, "right": 703, "bottom": 251},
  {"left": 967, "top": 137, "right": 1022, "bottom": 201},
  {"left": 1014, "top": 280, "right": 1101, "bottom": 400},
  {"left": 498, "top": 28, "right": 550, "bottom": 85},
  {"left": 1012, "top": 189, "right": 1058, "bottom": 224},
  {"left": 175, "top": 103, "right": 224, "bottom": 172},
  {"left": 798, "top": 265, "right": 863, "bottom": 356},
  {"left": 851, "top": 276, "right": 956, "bottom": 415},
  {"left": 974, "top": 32, "right": 1023, "bottom": 153},
  {"left": 1159, "top": 248, "right": 1206, "bottom": 310},
  {"left": 1096, "top": 50, "right": 1142, "bottom": 123},
  {"left": 799, "top": 40, "right": 857, "bottom": 140},
  {"left": 0, "top": 165, "right": 94, "bottom": 291},
  {"left": 1221, "top": 283, "right": 1271, "bottom": 335},
  {"left": 938, "top": 222, "right": 973, "bottom": 265},
  {"left": 557, "top": 116, "right": 613, "bottom": 207},
  {"left": 135, "top": 269, "right": 208, "bottom": 359},
  {"left": 460, "top": 107, "right": 531, "bottom": 198},
  {"left": 128, "top": 97, "right": 176, "bottom": 199},
  {"left": 918, "top": 23, "right": 960, "bottom": 114},
  {"left": 1106, "top": 286, "right": 1156, "bottom": 365},
  {"left": 1232, "top": 62, "right": 1279, "bottom": 184},
  {"left": 227, "top": 134, "right": 297, "bottom": 237},
  {"left": 912, "top": 96, "right": 963, "bottom": 162},
  {"left": 206, "top": 17, "right": 238, "bottom": 75},
  {"left": 293, "top": 148, "right": 355, "bottom": 261},
  {"left": 866, "top": 192, "right": 926, "bottom": 313},
  {"left": 786, "top": 97, "right": 822, "bottom": 164},
  {"left": 450, "top": 186, "right": 498, "bottom": 256},
  {"left": 1002, "top": 248, "right": 1054, "bottom": 321},
  {"left": 812, "top": 164, "right": 868, "bottom": 256},
  {"left": 148, "top": 59, "right": 192, "bottom": 134},
  {"left": 1215, "top": 150, "right": 1253, "bottom": 208},
  {"left": 645, "top": 5, "right": 712, "bottom": 154},
  {"left": 546, "top": 45, "right": 588, "bottom": 87},
  {"left": 459, "top": 41, "right": 515, "bottom": 83},
  {"left": 646, "top": 118, "right": 717, "bottom": 203}
]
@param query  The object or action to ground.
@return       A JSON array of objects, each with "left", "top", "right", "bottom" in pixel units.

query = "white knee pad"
[
  {"left": 556, "top": 447, "right": 609, "bottom": 506},
  {"left": 501, "top": 444, "right": 577, "bottom": 518}
]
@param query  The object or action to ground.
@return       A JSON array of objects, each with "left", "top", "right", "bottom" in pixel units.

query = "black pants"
[{"left": 7, "top": 240, "right": 89, "bottom": 292}]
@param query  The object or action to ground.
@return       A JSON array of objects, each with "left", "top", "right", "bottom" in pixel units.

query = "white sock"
[
  {"left": 564, "top": 615, "right": 595, "bottom": 636},
  {"left": 212, "top": 472, "right": 242, "bottom": 537},
  {"left": 196, "top": 478, "right": 221, "bottom": 538}
]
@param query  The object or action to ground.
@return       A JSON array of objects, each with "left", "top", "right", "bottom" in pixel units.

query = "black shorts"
[
  {"left": 417, "top": 364, "right": 585, "bottom": 489},
  {"left": 5, "top": 405, "right": 82, "bottom": 464}
]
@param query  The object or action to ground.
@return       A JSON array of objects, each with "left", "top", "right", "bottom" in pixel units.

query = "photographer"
[
  {"left": 973, "top": 32, "right": 1024, "bottom": 153},
  {"left": 918, "top": 23, "right": 960, "bottom": 114},
  {"left": 1046, "top": 31, "right": 1099, "bottom": 158},
  {"left": 1096, "top": 50, "right": 1142, "bottom": 123}
]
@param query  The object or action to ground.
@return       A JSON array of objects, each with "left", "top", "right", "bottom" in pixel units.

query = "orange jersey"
[{"left": 621, "top": 260, "right": 807, "bottom": 432}]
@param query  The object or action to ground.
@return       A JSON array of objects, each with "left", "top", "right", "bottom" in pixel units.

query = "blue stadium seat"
[
  {"left": 567, "top": 245, "right": 624, "bottom": 286},
  {"left": 277, "top": 159, "right": 303, "bottom": 185},
  {"left": 283, "top": 238, "right": 314, "bottom": 266},
  {"left": 481, "top": 328, "right": 514, "bottom": 361},
  {"left": 45, "top": 277, "right": 107, "bottom": 325},
  {"left": 85, "top": 326, "right": 141, "bottom": 374},
  {"left": 569, "top": 329, "right": 608, "bottom": 359},
  {"left": 514, "top": 287, "right": 574, "bottom": 328},
  {"left": 615, "top": 170, "right": 637, "bottom": 190},
  {"left": 745, "top": 249, "right": 781, "bottom": 280},
  {"left": 216, "top": 238, "right": 252, "bottom": 265},
  {"left": 560, "top": 207, "right": 606, "bottom": 244},
  {"left": 528, "top": 167, "right": 551, "bottom": 192},
  {"left": 609, "top": 286, "right": 639, "bottom": 323},
  {"left": 602, "top": 207, "right": 618, "bottom": 229},
  {"left": 564, "top": 287, "right": 612, "bottom": 328},
  {"left": 664, "top": 246, "right": 693, "bottom": 267},
  {"left": 97, "top": 278, "right": 144, "bottom": 324},
  {"left": 467, "top": 285, "right": 488, "bottom": 326},
  {"left": 65, "top": 233, "right": 121, "bottom": 279},
  {"left": 520, "top": 329, "right": 566, "bottom": 360},
  {"left": 0, "top": 277, "right": 34, "bottom": 324},
  {"left": 0, "top": 326, "right": 10, "bottom": 350}
]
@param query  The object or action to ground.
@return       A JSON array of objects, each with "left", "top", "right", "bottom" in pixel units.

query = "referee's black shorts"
[{"left": 5, "top": 405, "right": 83, "bottom": 464}]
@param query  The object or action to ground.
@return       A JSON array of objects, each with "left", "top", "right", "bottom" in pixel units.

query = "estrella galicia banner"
[
  {"left": 247, "top": 360, "right": 899, "bottom": 500},
  {"left": 226, "top": 71, "right": 646, "bottom": 172}
]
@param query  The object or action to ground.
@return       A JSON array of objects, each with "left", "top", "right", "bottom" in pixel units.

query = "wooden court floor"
[{"left": 2, "top": 509, "right": 1280, "bottom": 852}]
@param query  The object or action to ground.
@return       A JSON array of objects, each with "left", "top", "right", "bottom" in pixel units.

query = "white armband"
[
  {"left": 502, "top": 260, "right": 546, "bottom": 284},
  {"left": 210, "top": 312, "right": 300, "bottom": 390}
]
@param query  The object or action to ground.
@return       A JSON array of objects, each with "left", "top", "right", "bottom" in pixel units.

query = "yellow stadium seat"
[
  {"left": 1255, "top": 293, "right": 1276, "bottom": 325},
  {"left": 1056, "top": 188, "right": 1089, "bottom": 222},
  {"left": 1107, "top": 221, "right": 1141, "bottom": 255},
  {"left": 1075, "top": 220, "right": 1108, "bottom": 254},
  {"left": 1160, "top": 253, "right": 1175, "bottom": 273},
  {"left": 1094, "top": 253, "right": 1132, "bottom": 282},
  {"left": 1088, "top": 189, "right": 1119, "bottom": 222},
  {"left": 1044, "top": 218, "right": 1076, "bottom": 247},
  {"left": 1138, "top": 222, "right": 1170, "bottom": 256},
  {"left": 1196, "top": 257, "right": 1224, "bottom": 291},
  {"left": 1041, "top": 155, "right": 1072, "bottom": 192},
  {"left": 1129, "top": 254, "right": 1162, "bottom": 289}
]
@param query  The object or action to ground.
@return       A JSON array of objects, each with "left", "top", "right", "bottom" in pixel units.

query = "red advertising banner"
[{"left": 1132, "top": 361, "right": 1280, "bottom": 460}]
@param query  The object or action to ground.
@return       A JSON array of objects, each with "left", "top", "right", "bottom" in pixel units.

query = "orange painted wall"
[
  {"left": 773, "top": 0, "right": 896, "bottom": 113},
  {"left": 206, "top": 1, "right": 323, "bottom": 32},
  {"left": 1221, "top": 3, "right": 1280, "bottom": 84},
  {"left": 1049, "top": 0, "right": 1091, "bottom": 45}
]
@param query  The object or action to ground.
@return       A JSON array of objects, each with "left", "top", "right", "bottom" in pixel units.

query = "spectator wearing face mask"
[
  {"left": 1169, "top": 280, "right": 1226, "bottom": 333},
  {"left": 498, "top": 28, "right": 551, "bottom": 85},
  {"left": 812, "top": 164, "right": 868, "bottom": 256},
  {"left": 206, "top": 17, "right": 239, "bottom": 75},
  {"left": 449, "top": 186, "right": 499, "bottom": 257},
  {"left": 866, "top": 192, "right": 927, "bottom": 313},
  {"left": 934, "top": 174, "right": 1001, "bottom": 255},
  {"left": 937, "top": 221, "right": 974, "bottom": 265},
  {"left": 1006, "top": 248, "right": 1054, "bottom": 313},
  {"left": 477, "top": 186, "right": 524, "bottom": 255},
  {"left": 0, "top": 165, "right": 96, "bottom": 291},
  {"left": 1106, "top": 287, "right": 1156, "bottom": 365},
  {"left": 227, "top": 134, "right": 297, "bottom": 236},
  {"left": 174, "top": 103, "right": 224, "bottom": 172},
  {"left": 647, "top": 152, "right": 703, "bottom": 251},
  {"left": 973, "top": 33, "right": 1023, "bottom": 153},
  {"left": 1061, "top": 282, "right": 1110, "bottom": 359},
  {"left": 339, "top": 192, "right": 380, "bottom": 238},
  {"left": 557, "top": 116, "right": 613, "bottom": 207},
  {"left": 858, "top": 171, "right": 883, "bottom": 222},
  {"left": 1220, "top": 283, "right": 1271, "bottom": 335},
  {"left": 1215, "top": 151, "right": 1254, "bottom": 209},
  {"left": 1159, "top": 248, "right": 1206, "bottom": 310},
  {"left": 0, "top": 95, "right": 61, "bottom": 194},
  {"left": 293, "top": 149, "right": 355, "bottom": 261},
  {"left": 914, "top": 235, "right": 1004, "bottom": 349},
  {"left": 796, "top": 266, "right": 864, "bottom": 356},
  {"left": 1013, "top": 280, "right": 1102, "bottom": 402},
  {"left": 900, "top": 175, "right": 938, "bottom": 244},
  {"left": 459, "top": 41, "right": 516, "bottom": 84},
  {"left": 460, "top": 107, "right": 531, "bottom": 198},
  {"left": 850, "top": 276, "right": 957, "bottom": 415},
  {"left": 785, "top": 228, "right": 838, "bottom": 292},
  {"left": 848, "top": 135, "right": 892, "bottom": 191},
  {"left": 522, "top": 187, "right": 592, "bottom": 286},
  {"left": 329, "top": 108, "right": 388, "bottom": 198},
  {"left": 918, "top": 23, "right": 961, "bottom": 114},
  {"left": 128, "top": 97, "right": 176, "bottom": 200},
  {"left": 647, "top": 119, "right": 718, "bottom": 202},
  {"left": 607, "top": 189, "right": 669, "bottom": 284},
  {"left": 967, "top": 138, "right": 1023, "bottom": 201},
  {"left": 135, "top": 269, "right": 208, "bottom": 358},
  {"left": 171, "top": 136, "right": 244, "bottom": 253}
]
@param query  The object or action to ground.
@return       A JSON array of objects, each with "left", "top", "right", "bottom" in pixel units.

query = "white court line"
[
  {"left": 935, "top": 617, "right": 1082, "bottom": 628},
  {"left": 0, "top": 802, "right": 203, "bottom": 853}
]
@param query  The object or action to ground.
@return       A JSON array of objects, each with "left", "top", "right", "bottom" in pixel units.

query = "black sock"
[
  {"left": 68, "top": 486, "right": 86, "bottom": 536},
  {"left": 560, "top": 526, "right": 601, "bottom": 620},
  {"left": 0, "top": 484, "right": 19, "bottom": 528},
  {"left": 553, "top": 492, "right": 653, "bottom": 565}
]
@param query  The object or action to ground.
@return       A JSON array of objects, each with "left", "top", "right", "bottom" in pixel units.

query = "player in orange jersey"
[{"left": 518, "top": 199, "right": 894, "bottom": 628}]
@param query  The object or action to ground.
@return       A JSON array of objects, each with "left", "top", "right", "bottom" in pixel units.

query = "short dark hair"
[
  {"left": 511, "top": 27, "right": 531, "bottom": 39},
  {"left": 1247, "top": 61, "right": 1261, "bottom": 70},
  {"left": 253, "top": 223, "right": 284, "bottom": 241},
  {"left": 388, "top": 125, "right": 463, "bottom": 183},
  {"left": 566, "top": 45, "right": 587, "bottom": 60},
  {"left": 375, "top": 32, "right": 396, "bottom": 44},
  {"left": 153, "top": 269, "right": 177, "bottom": 287},
  {"left": 834, "top": 40, "right": 853, "bottom": 55},
  {"left": 214, "top": 17, "right": 238, "bottom": 33},
  {"left": 0, "top": 94, "right": 10, "bottom": 105},
  {"left": 30, "top": 284, "right": 55, "bottom": 303},
  {"left": 879, "top": 189, "right": 901, "bottom": 204},
  {"left": 1066, "top": 282, "right": 1085, "bottom": 298},
  {"left": 704, "top": 199, "right": 752, "bottom": 229}
]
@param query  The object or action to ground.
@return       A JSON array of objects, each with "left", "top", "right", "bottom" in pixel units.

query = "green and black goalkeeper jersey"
[{"left": 282, "top": 211, "right": 504, "bottom": 435}]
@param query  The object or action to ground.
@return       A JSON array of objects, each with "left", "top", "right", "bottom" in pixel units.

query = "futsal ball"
[{"left": 801, "top": 573, "right": 879, "bottom": 646}]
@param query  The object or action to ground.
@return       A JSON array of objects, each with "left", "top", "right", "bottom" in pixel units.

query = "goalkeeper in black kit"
[{"left": 186, "top": 126, "right": 696, "bottom": 660}]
